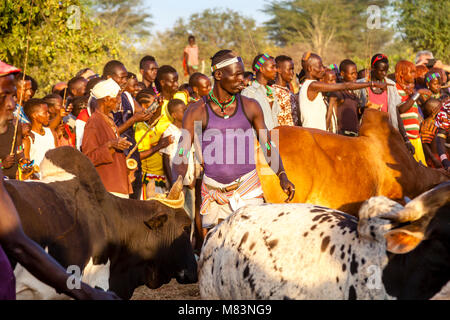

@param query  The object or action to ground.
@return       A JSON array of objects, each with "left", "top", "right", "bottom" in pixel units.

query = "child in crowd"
[
  {"left": 424, "top": 71, "right": 446, "bottom": 100},
  {"left": 188, "top": 73, "right": 212, "bottom": 102},
  {"left": 160, "top": 99, "right": 195, "bottom": 241},
  {"left": 125, "top": 72, "right": 140, "bottom": 98},
  {"left": 322, "top": 69, "right": 338, "bottom": 133},
  {"left": 330, "top": 59, "right": 362, "bottom": 136},
  {"left": 22, "top": 99, "right": 56, "bottom": 175},
  {"left": 43, "top": 94, "right": 75, "bottom": 147},
  {"left": 420, "top": 98, "right": 444, "bottom": 168}
]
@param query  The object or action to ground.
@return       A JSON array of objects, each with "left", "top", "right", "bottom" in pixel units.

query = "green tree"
[
  {"left": 263, "top": 0, "right": 393, "bottom": 62},
  {"left": 0, "top": 0, "right": 133, "bottom": 95},
  {"left": 90, "top": 0, "right": 153, "bottom": 38},
  {"left": 149, "top": 8, "right": 273, "bottom": 82},
  {"left": 394, "top": 0, "right": 450, "bottom": 62}
]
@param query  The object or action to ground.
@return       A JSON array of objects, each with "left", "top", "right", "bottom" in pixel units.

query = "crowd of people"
[{"left": 1, "top": 35, "right": 450, "bottom": 299}]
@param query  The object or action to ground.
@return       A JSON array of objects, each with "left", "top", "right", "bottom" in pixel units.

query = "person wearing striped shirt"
[{"left": 395, "top": 60, "right": 430, "bottom": 166}]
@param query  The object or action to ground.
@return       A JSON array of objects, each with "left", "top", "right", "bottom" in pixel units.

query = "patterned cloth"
[
  {"left": 397, "top": 84, "right": 420, "bottom": 139},
  {"left": 13, "top": 104, "right": 30, "bottom": 124},
  {"left": 435, "top": 99, "right": 450, "bottom": 133},
  {"left": 273, "top": 84, "right": 298, "bottom": 126},
  {"left": 200, "top": 169, "right": 263, "bottom": 216}
]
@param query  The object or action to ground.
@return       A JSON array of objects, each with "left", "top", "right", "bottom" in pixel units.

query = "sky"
[{"left": 144, "top": 0, "right": 272, "bottom": 32}]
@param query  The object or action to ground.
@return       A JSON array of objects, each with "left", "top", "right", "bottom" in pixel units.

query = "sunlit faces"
[
  {"left": 141, "top": 60, "right": 159, "bottom": 84},
  {"left": 0, "top": 75, "right": 17, "bottom": 122},
  {"left": 110, "top": 65, "right": 128, "bottom": 89},
  {"left": 277, "top": 60, "right": 295, "bottom": 83},
  {"left": 216, "top": 62, "right": 245, "bottom": 94},
  {"left": 372, "top": 62, "right": 389, "bottom": 81}
]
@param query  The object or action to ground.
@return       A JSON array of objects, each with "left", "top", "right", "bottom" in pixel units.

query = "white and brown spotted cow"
[{"left": 198, "top": 182, "right": 450, "bottom": 300}]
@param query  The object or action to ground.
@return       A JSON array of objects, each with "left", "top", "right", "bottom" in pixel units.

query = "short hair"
[
  {"left": 67, "top": 76, "right": 86, "bottom": 94},
  {"left": 24, "top": 98, "right": 46, "bottom": 120},
  {"left": 275, "top": 55, "right": 292, "bottom": 66},
  {"left": 43, "top": 94, "right": 62, "bottom": 108},
  {"left": 244, "top": 71, "right": 254, "bottom": 79},
  {"left": 210, "top": 49, "right": 234, "bottom": 67},
  {"left": 75, "top": 68, "right": 93, "bottom": 78},
  {"left": 14, "top": 72, "right": 29, "bottom": 83},
  {"left": 415, "top": 50, "right": 434, "bottom": 65},
  {"left": 136, "top": 88, "right": 156, "bottom": 105},
  {"left": 127, "top": 72, "right": 137, "bottom": 80},
  {"left": 102, "top": 60, "right": 125, "bottom": 78},
  {"left": 71, "top": 96, "right": 89, "bottom": 117},
  {"left": 252, "top": 53, "right": 274, "bottom": 72},
  {"left": 155, "top": 65, "right": 177, "bottom": 92},
  {"left": 188, "top": 35, "right": 195, "bottom": 41},
  {"left": 26, "top": 75, "right": 38, "bottom": 93},
  {"left": 188, "top": 72, "right": 208, "bottom": 88},
  {"left": 139, "top": 55, "right": 156, "bottom": 70},
  {"left": 167, "top": 99, "right": 185, "bottom": 115},
  {"left": 339, "top": 59, "right": 356, "bottom": 73},
  {"left": 395, "top": 60, "right": 415, "bottom": 83},
  {"left": 422, "top": 98, "right": 441, "bottom": 118},
  {"left": 371, "top": 53, "right": 389, "bottom": 69},
  {"left": 85, "top": 77, "right": 104, "bottom": 95}
]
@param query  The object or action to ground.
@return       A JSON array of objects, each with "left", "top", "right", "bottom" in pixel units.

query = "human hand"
[
  {"left": 109, "top": 137, "right": 132, "bottom": 151},
  {"left": 157, "top": 135, "right": 174, "bottom": 149},
  {"left": 132, "top": 111, "right": 152, "bottom": 123},
  {"left": 2, "top": 154, "right": 15, "bottom": 169},
  {"left": 278, "top": 172, "right": 295, "bottom": 202},
  {"left": 417, "top": 88, "right": 433, "bottom": 98}
]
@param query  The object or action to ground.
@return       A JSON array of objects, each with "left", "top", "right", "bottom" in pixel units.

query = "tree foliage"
[
  {"left": 149, "top": 8, "right": 274, "bottom": 82},
  {"left": 90, "top": 0, "right": 153, "bottom": 38},
  {"left": 0, "top": 0, "right": 137, "bottom": 95},
  {"left": 263, "top": 0, "right": 393, "bottom": 62},
  {"left": 394, "top": 0, "right": 450, "bottom": 62}
]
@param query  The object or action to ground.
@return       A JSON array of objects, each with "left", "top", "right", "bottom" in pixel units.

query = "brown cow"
[{"left": 256, "top": 109, "right": 450, "bottom": 215}]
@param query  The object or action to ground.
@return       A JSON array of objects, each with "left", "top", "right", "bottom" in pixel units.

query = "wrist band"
[
  {"left": 277, "top": 170, "right": 286, "bottom": 178},
  {"left": 440, "top": 154, "right": 448, "bottom": 161},
  {"left": 411, "top": 92, "right": 420, "bottom": 101}
]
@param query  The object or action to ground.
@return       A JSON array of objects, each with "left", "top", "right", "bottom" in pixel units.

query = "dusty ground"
[{"left": 131, "top": 279, "right": 201, "bottom": 300}]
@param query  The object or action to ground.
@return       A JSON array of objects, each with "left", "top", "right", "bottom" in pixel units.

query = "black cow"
[{"left": 5, "top": 146, "right": 197, "bottom": 300}]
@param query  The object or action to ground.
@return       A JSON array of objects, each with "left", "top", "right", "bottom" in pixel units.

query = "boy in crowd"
[
  {"left": 424, "top": 71, "right": 447, "bottom": 100},
  {"left": 322, "top": 69, "right": 338, "bottom": 133},
  {"left": 273, "top": 55, "right": 299, "bottom": 126},
  {"left": 330, "top": 59, "right": 362, "bottom": 136},
  {"left": 188, "top": 72, "right": 212, "bottom": 103},
  {"left": 125, "top": 72, "right": 140, "bottom": 98},
  {"left": 184, "top": 35, "right": 199, "bottom": 76},
  {"left": 160, "top": 99, "right": 195, "bottom": 240},
  {"left": 22, "top": 99, "right": 56, "bottom": 173},
  {"left": 67, "top": 76, "right": 88, "bottom": 98},
  {"left": 420, "top": 98, "right": 444, "bottom": 168},
  {"left": 139, "top": 55, "right": 159, "bottom": 94},
  {"left": 43, "top": 94, "right": 75, "bottom": 147},
  {"left": 13, "top": 72, "right": 33, "bottom": 124}
]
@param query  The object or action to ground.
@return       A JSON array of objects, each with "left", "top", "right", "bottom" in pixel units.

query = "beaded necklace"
[
  {"left": 208, "top": 90, "right": 235, "bottom": 118},
  {"left": 255, "top": 80, "right": 274, "bottom": 102}
]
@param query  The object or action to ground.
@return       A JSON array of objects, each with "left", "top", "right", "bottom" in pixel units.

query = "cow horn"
[
  {"left": 395, "top": 182, "right": 450, "bottom": 223},
  {"left": 167, "top": 175, "right": 183, "bottom": 200}
]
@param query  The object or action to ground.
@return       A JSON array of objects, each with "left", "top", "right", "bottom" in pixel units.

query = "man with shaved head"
[
  {"left": 299, "top": 52, "right": 387, "bottom": 130},
  {"left": 172, "top": 49, "right": 295, "bottom": 234}
]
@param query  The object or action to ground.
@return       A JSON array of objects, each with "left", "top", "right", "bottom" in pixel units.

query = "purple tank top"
[
  {"left": 0, "top": 244, "right": 15, "bottom": 300},
  {"left": 202, "top": 94, "right": 256, "bottom": 184}
]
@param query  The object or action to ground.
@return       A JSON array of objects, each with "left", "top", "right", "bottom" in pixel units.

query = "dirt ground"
[{"left": 131, "top": 279, "right": 201, "bottom": 300}]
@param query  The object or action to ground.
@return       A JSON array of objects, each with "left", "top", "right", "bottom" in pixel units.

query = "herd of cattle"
[{"left": 4, "top": 109, "right": 450, "bottom": 300}]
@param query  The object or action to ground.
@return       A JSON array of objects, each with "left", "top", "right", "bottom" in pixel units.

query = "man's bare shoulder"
[{"left": 185, "top": 99, "right": 206, "bottom": 120}]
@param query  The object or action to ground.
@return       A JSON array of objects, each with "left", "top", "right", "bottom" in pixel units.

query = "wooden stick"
[
  {"left": 125, "top": 115, "right": 162, "bottom": 160},
  {"left": 10, "top": 1, "right": 34, "bottom": 156}
]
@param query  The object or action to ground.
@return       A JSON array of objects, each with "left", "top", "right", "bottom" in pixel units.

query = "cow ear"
[
  {"left": 144, "top": 213, "right": 168, "bottom": 230},
  {"left": 384, "top": 228, "right": 424, "bottom": 254}
]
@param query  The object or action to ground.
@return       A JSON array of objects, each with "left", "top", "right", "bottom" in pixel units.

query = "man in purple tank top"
[
  {"left": 0, "top": 61, "right": 119, "bottom": 300},
  {"left": 172, "top": 50, "right": 295, "bottom": 234}
]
